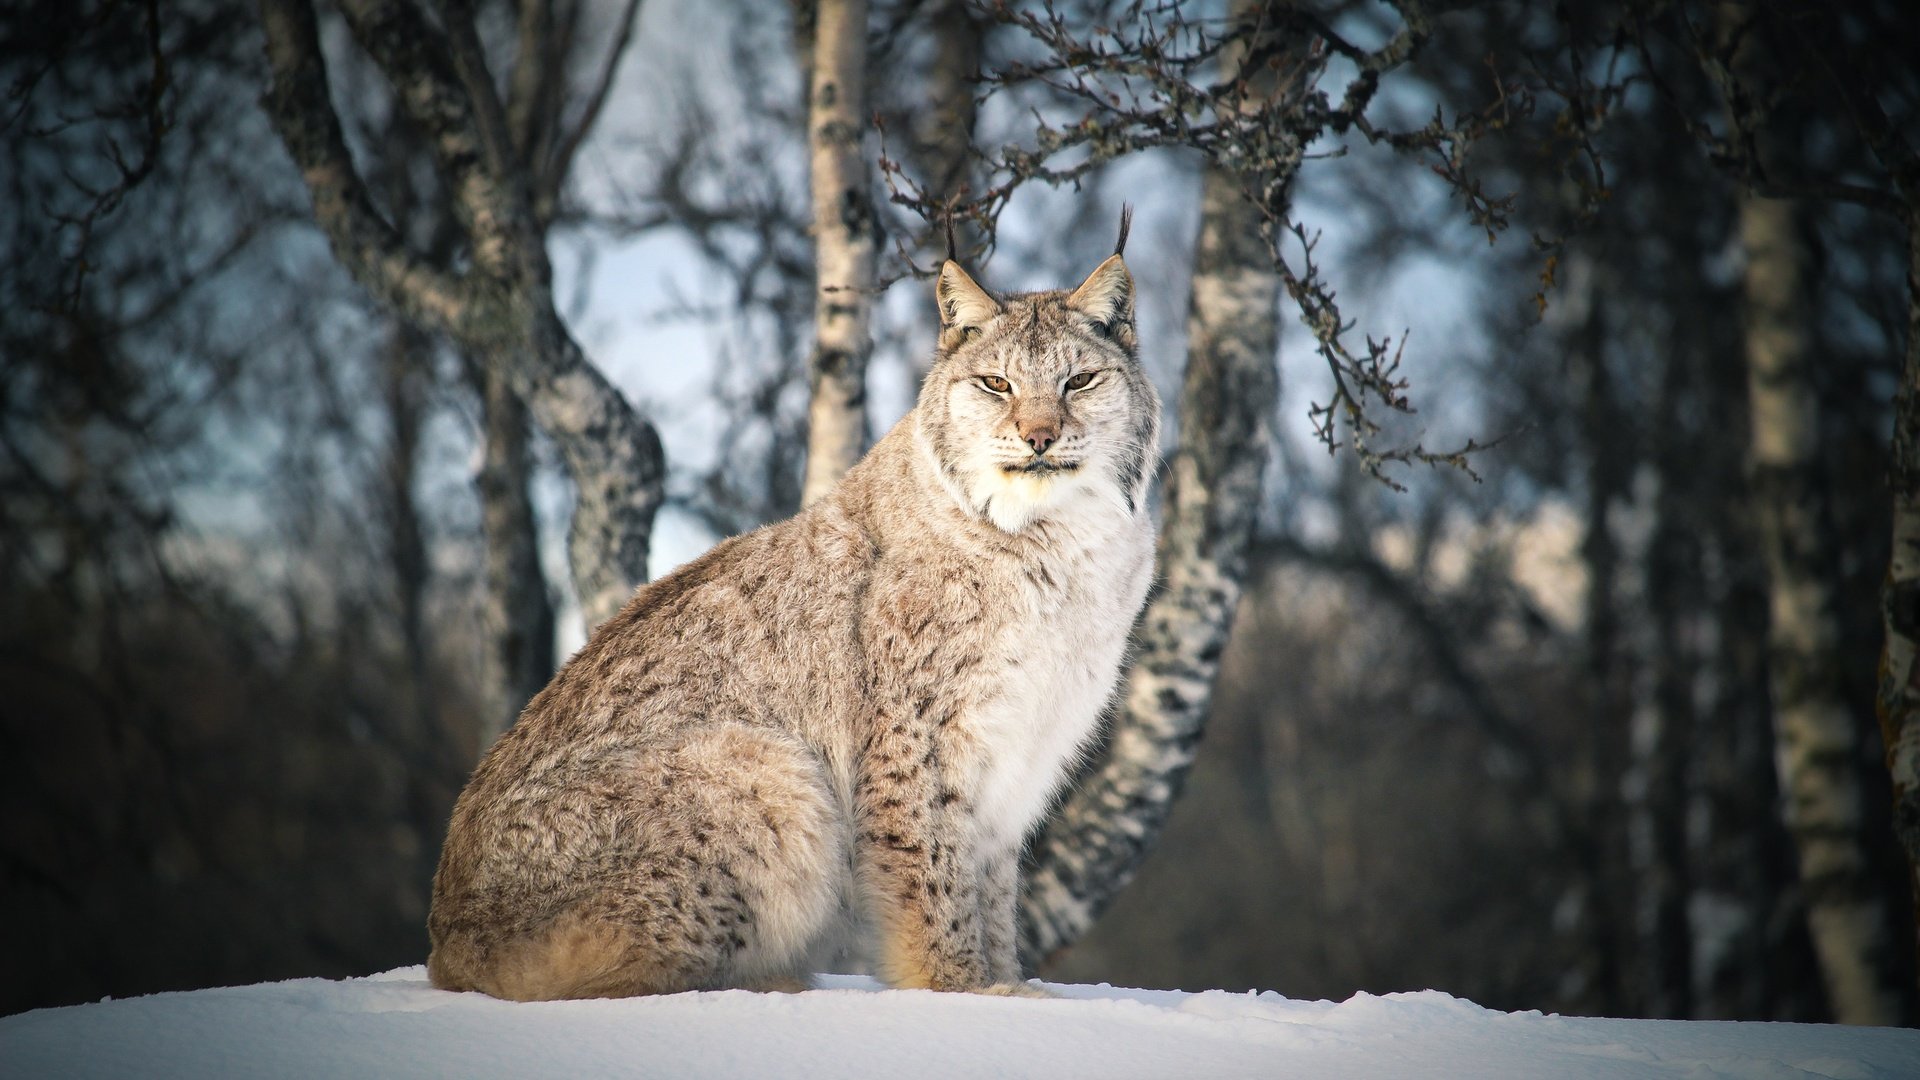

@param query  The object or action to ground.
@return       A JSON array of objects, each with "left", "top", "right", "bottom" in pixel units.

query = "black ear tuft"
[
  {"left": 1114, "top": 204, "right": 1133, "bottom": 257},
  {"left": 944, "top": 206, "right": 959, "bottom": 264}
]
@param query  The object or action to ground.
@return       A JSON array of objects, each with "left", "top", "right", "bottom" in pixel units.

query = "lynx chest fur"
[
  {"left": 428, "top": 215, "right": 1160, "bottom": 1001},
  {"left": 947, "top": 491, "right": 1153, "bottom": 857}
]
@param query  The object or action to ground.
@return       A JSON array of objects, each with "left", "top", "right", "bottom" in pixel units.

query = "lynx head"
[{"left": 915, "top": 210, "right": 1161, "bottom": 533}]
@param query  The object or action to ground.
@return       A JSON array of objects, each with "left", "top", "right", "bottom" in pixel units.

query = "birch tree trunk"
[
  {"left": 258, "top": 0, "right": 663, "bottom": 630},
  {"left": 1768, "top": 6, "right": 1920, "bottom": 1000},
  {"left": 800, "top": 0, "right": 876, "bottom": 505},
  {"left": 1019, "top": 161, "right": 1279, "bottom": 965},
  {"left": 473, "top": 359, "right": 555, "bottom": 747},
  {"left": 1743, "top": 193, "right": 1903, "bottom": 1025}
]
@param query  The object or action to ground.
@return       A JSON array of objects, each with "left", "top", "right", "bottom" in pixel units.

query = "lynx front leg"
[
  {"left": 853, "top": 727, "right": 990, "bottom": 992},
  {"left": 975, "top": 847, "right": 1055, "bottom": 997},
  {"left": 979, "top": 847, "right": 1023, "bottom": 985}
]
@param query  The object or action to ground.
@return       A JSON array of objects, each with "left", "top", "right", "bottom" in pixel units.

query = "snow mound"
[{"left": 3, "top": 967, "right": 1917, "bottom": 1079}]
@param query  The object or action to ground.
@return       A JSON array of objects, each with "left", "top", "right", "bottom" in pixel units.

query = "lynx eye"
[
  {"left": 978, "top": 375, "right": 1011, "bottom": 394},
  {"left": 1065, "top": 371, "right": 1097, "bottom": 391}
]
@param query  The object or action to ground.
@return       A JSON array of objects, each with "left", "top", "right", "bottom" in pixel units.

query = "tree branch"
[
  {"left": 506, "top": 0, "right": 558, "bottom": 159},
  {"left": 436, "top": 0, "right": 522, "bottom": 188},
  {"left": 541, "top": 0, "right": 647, "bottom": 213},
  {"left": 256, "top": 0, "right": 474, "bottom": 331},
  {"left": 1796, "top": 20, "right": 1919, "bottom": 214},
  {"left": 333, "top": 0, "right": 530, "bottom": 281}
]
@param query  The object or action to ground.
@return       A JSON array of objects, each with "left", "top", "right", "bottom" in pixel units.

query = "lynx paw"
[{"left": 978, "top": 980, "right": 1056, "bottom": 999}]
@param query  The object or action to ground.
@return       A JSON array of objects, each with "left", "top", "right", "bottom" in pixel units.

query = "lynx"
[{"left": 427, "top": 214, "right": 1160, "bottom": 999}]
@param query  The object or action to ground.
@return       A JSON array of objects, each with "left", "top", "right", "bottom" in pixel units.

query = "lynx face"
[{"left": 918, "top": 254, "right": 1161, "bottom": 533}]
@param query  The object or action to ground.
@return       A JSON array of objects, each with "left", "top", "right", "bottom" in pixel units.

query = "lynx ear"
[
  {"left": 1067, "top": 253, "right": 1133, "bottom": 333},
  {"left": 937, "top": 260, "right": 1002, "bottom": 334}
]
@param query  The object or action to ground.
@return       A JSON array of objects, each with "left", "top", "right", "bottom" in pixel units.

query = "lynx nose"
[{"left": 1022, "top": 424, "right": 1058, "bottom": 455}]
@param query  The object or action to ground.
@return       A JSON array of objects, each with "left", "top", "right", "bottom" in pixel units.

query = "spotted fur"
[{"left": 428, "top": 232, "right": 1161, "bottom": 999}]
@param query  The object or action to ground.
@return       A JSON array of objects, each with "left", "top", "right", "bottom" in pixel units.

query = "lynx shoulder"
[{"left": 427, "top": 215, "right": 1160, "bottom": 999}]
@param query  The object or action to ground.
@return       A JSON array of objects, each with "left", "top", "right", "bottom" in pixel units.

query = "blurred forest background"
[{"left": 5, "top": 0, "right": 1919, "bottom": 1028}]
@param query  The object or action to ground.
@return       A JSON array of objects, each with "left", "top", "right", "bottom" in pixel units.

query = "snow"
[{"left": 4, "top": 968, "right": 1917, "bottom": 1080}]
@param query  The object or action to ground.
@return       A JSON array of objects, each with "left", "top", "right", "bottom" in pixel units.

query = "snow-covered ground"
[{"left": 3, "top": 967, "right": 1917, "bottom": 1079}]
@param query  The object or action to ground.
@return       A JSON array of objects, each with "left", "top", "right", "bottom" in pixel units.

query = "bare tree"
[
  {"left": 1741, "top": 190, "right": 1901, "bottom": 1025},
  {"left": 802, "top": 0, "right": 878, "bottom": 504},
  {"left": 332, "top": 51, "right": 554, "bottom": 748},
  {"left": 256, "top": 0, "right": 665, "bottom": 629},
  {"left": 1832, "top": 30, "right": 1920, "bottom": 1014}
]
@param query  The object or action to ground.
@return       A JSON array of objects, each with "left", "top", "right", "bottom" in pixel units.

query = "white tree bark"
[
  {"left": 800, "top": 0, "right": 876, "bottom": 505},
  {"left": 1742, "top": 193, "right": 1903, "bottom": 1026}
]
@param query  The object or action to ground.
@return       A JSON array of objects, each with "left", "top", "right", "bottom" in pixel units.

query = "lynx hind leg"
[{"left": 433, "top": 724, "right": 845, "bottom": 1000}]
